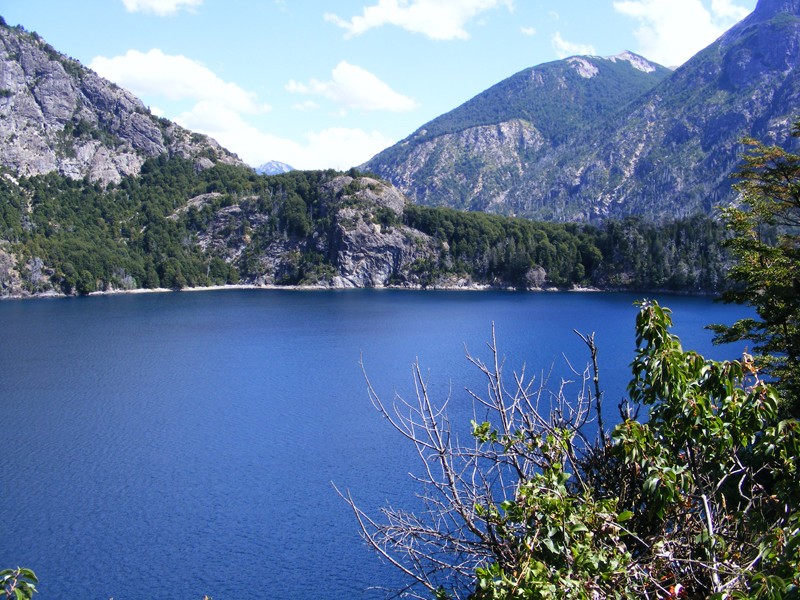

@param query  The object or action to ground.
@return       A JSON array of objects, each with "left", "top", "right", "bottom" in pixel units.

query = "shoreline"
[{"left": 0, "top": 282, "right": 720, "bottom": 301}]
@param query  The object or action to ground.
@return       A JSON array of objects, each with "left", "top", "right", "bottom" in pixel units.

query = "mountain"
[
  {"left": 364, "top": 0, "right": 800, "bottom": 222},
  {"left": 0, "top": 15, "right": 733, "bottom": 298},
  {"left": 389, "top": 51, "right": 670, "bottom": 149},
  {"left": 0, "top": 157, "right": 730, "bottom": 297},
  {"left": 255, "top": 160, "right": 295, "bottom": 175},
  {"left": 365, "top": 52, "right": 670, "bottom": 214},
  {"left": 0, "top": 18, "right": 244, "bottom": 184}
]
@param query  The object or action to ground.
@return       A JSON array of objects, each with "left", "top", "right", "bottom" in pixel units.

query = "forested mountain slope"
[
  {"left": 365, "top": 52, "right": 670, "bottom": 214},
  {"left": 0, "top": 15, "right": 731, "bottom": 297},
  {"left": 365, "top": 0, "right": 800, "bottom": 222},
  {"left": 0, "top": 157, "right": 731, "bottom": 297}
]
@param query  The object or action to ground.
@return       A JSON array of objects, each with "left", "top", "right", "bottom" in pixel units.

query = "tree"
[
  {"left": 342, "top": 301, "right": 800, "bottom": 599},
  {"left": 339, "top": 326, "right": 615, "bottom": 599},
  {"left": 710, "top": 122, "right": 800, "bottom": 416},
  {"left": 615, "top": 301, "right": 799, "bottom": 598},
  {"left": 1, "top": 567, "right": 37, "bottom": 599}
]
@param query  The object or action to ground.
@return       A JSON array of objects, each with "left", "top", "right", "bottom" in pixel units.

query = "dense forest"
[
  {"left": 0, "top": 157, "right": 732, "bottom": 296},
  {"left": 404, "top": 205, "right": 729, "bottom": 290}
]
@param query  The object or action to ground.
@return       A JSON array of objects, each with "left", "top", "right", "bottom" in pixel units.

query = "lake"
[{"left": 0, "top": 289, "right": 749, "bottom": 599}]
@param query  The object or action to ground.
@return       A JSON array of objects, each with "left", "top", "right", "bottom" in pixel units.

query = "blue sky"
[{"left": 1, "top": 0, "right": 756, "bottom": 170}]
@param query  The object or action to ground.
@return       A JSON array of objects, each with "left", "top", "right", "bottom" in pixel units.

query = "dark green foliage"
[
  {"left": 281, "top": 193, "right": 313, "bottom": 237},
  {"left": 1, "top": 567, "right": 37, "bottom": 599},
  {"left": 404, "top": 205, "right": 729, "bottom": 291},
  {"left": 404, "top": 205, "right": 588, "bottom": 287},
  {"left": 0, "top": 156, "right": 730, "bottom": 295},
  {"left": 612, "top": 302, "right": 799, "bottom": 598},
  {"left": 0, "top": 159, "right": 349, "bottom": 294},
  {"left": 710, "top": 121, "right": 800, "bottom": 416},
  {"left": 351, "top": 301, "right": 800, "bottom": 599},
  {"left": 1, "top": 158, "right": 223, "bottom": 293},
  {"left": 594, "top": 215, "right": 730, "bottom": 291},
  {"left": 0, "top": 174, "right": 25, "bottom": 241}
]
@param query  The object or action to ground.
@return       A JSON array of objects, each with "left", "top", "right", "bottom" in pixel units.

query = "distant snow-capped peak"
[{"left": 255, "top": 160, "right": 295, "bottom": 175}]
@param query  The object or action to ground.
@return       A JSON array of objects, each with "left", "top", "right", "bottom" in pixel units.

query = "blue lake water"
[{"left": 0, "top": 289, "right": 749, "bottom": 599}]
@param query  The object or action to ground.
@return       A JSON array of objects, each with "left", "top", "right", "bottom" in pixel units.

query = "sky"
[{"left": 1, "top": 0, "right": 757, "bottom": 171}]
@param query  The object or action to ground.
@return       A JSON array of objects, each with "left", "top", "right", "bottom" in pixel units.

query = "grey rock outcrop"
[
  {"left": 0, "top": 21, "right": 244, "bottom": 184},
  {"left": 379, "top": 120, "right": 545, "bottom": 212},
  {"left": 324, "top": 176, "right": 433, "bottom": 287},
  {"left": 0, "top": 243, "right": 23, "bottom": 297},
  {"left": 190, "top": 175, "right": 437, "bottom": 289},
  {"left": 329, "top": 207, "right": 430, "bottom": 288}
]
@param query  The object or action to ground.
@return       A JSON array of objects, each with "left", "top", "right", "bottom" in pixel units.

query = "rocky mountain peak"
[
  {"left": 607, "top": 51, "right": 662, "bottom": 73},
  {"left": 565, "top": 52, "right": 663, "bottom": 79},
  {"left": 0, "top": 20, "right": 244, "bottom": 184},
  {"left": 567, "top": 57, "right": 599, "bottom": 78},
  {"left": 255, "top": 160, "right": 295, "bottom": 175},
  {"left": 364, "top": 0, "right": 800, "bottom": 222},
  {"left": 752, "top": 0, "right": 800, "bottom": 20}
]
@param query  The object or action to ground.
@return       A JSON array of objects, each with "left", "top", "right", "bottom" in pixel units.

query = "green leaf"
[
  {"left": 617, "top": 510, "right": 634, "bottom": 523},
  {"left": 570, "top": 522, "right": 589, "bottom": 535},
  {"left": 18, "top": 568, "right": 37, "bottom": 583}
]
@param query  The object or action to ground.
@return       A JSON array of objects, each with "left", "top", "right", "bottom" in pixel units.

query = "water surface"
[{"left": 0, "top": 290, "right": 748, "bottom": 599}]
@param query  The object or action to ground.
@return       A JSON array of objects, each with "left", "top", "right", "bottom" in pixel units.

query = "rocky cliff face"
[
  {"left": 0, "top": 21, "right": 244, "bottom": 184},
  {"left": 385, "top": 120, "right": 545, "bottom": 212},
  {"left": 322, "top": 176, "right": 435, "bottom": 288},
  {"left": 190, "top": 175, "right": 437, "bottom": 289},
  {"left": 365, "top": 0, "right": 800, "bottom": 222}
]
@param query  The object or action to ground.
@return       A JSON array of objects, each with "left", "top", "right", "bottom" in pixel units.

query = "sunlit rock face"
[{"left": 0, "top": 21, "right": 244, "bottom": 185}]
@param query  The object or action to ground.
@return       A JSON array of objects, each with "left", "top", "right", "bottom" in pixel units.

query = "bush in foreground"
[{"left": 343, "top": 301, "right": 799, "bottom": 599}]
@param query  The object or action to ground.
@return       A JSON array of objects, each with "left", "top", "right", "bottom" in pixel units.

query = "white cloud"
[
  {"left": 89, "top": 50, "right": 393, "bottom": 171},
  {"left": 121, "top": 0, "right": 202, "bottom": 16},
  {"left": 520, "top": 26, "right": 537, "bottom": 36},
  {"left": 175, "top": 102, "right": 302, "bottom": 166},
  {"left": 286, "top": 61, "right": 417, "bottom": 112},
  {"left": 711, "top": 0, "right": 751, "bottom": 21},
  {"left": 291, "top": 100, "right": 321, "bottom": 112},
  {"left": 613, "top": 0, "right": 751, "bottom": 66},
  {"left": 552, "top": 32, "right": 596, "bottom": 59},
  {"left": 302, "top": 128, "right": 396, "bottom": 170},
  {"left": 90, "top": 49, "right": 269, "bottom": 115},
  {"left": 325, "top": 0, "right": 513, "bottom": 40},
  {"left": 177, "top": 101, "right": 393, "bottom": 170}
]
